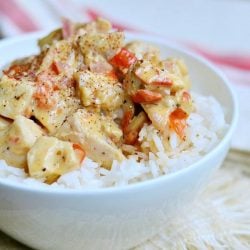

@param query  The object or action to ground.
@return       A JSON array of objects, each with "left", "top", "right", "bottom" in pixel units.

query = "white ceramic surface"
[{"left": 0, "top": 32, "right": 238, "bottom": 250}]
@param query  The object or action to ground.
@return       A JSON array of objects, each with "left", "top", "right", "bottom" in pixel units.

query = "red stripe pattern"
[
  {"left": 189, "top": 45, "right": 250, "bottom": 71},
  {"left": 0, "top": 0, "right": 39, "bottom": 32}
]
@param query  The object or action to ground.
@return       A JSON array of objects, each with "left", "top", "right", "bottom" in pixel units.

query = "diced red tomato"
[
  {"left": 33, "top": 84, "right": 50, "bottom": 99},
  {"left": 123, "top": 111, "right": 147, "bottom": 145},
  {"left": 121, "top": 110, "right": 133, "bottom": 133},
  {"left": 50, "top": 61, "right": 60, "bottom": 75},
  {"left": 151, "top": 79, "right": 173, "bottom": 87},
  {"left": 53, "top": 84, "right": 60, "bottom": 91},
  {"left": 106, "top": 70, "right": 118, "bottom": 80},
  {"left": 132, "top": 89, "right": 162, "bottom": 104},
  {"left": 124, "top": 130, "right": 138, "bottom": 145},
  {"left": 73, "top": 143, "right": 86, "bottom": 163},
  {"left": 110, "top": 48, "right": 137, "bottom": 69},
  {"left": 3, "top": 64, "right": 31, "bottom": 80},
  {"left": 169, "top": 108, "right": 188, "bottom": 140},
  {"left": 33, "top": 83, "right": 56, "bottom": 109}
]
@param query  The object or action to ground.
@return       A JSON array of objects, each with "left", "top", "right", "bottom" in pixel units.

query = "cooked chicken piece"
[
  {"left": 0, "top": 116, "right": 43, "bottom": 169},
  {"left": 84, "top": 50, "right": 113, "bottom": 73},
  {"left": 0, "top": 75, "right": 35, "bottom": 119},
  {"left": 134, "top": 60, "right": 173, "bottom": 86},
  {"left": 79, "top": 31, "right": 124, "bottom": 58},
  {"left": 125, "top": 41, "right": 160, "bottom": 60},
  {"left": 134, "top": 57, "right": 190, "bottom": 92},
  {"left": 142, "top": 90, "right": 193, "bottom": 135},
  {"left": 55, "top": 109, "right": 125, "bottom": 169},
  {"left": 32, "top": 88, "right": 80, "bottom": 134},
  {"left": 123, "top": 67, "right": 142, "bottom": 96},
  {"left": 80, "top": 18, "right": 112, "bottom": 34},
  {"left": 75, "top": 70, "right": 124, "bottom": 111},
  {"left": 174, "top": 90, "right": 193, "bottom": 114},
  {"left": 63, "top": 18, "right": 112, "bottom": 40},
  {"left": 56, "top": 108, "right": 123, "bottom": 145},
  {"left": 161, "top": 58, "right": 190, "bottom": 91},
  {"left": 28, "top": 136, "right": 84, "bottom": 183},
  {"left": 0, "top": 117, "right": 11, "bottom": 131},
  {"left": 38, "top": 40, "right": 76, "bottom": 79},
  {"left": 142, "top": 102, "right": 170, "bottom": 133}
]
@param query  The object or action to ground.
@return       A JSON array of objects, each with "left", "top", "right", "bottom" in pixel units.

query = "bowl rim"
[{"left": 0, "top": 31, "right": 239, "bottom": 195}]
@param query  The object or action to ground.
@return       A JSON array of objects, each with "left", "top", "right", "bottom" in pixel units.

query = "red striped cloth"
[
  {"left": 0, "top": 0, "right": 249, "bottom": 150},
  {"left": 0, "top": 0, "right": 38, "bottom": 33}
]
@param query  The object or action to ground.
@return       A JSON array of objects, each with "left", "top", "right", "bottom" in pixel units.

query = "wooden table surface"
[{"left": 0, "top": 149, "right": 249, "bottom": 250}]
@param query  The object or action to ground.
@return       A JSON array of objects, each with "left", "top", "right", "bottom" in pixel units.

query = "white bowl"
[{"left": 0, "top": 32, "right": 238, "bottom": 250}]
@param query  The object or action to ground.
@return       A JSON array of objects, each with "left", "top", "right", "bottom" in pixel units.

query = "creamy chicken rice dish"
[{"left": 0, "top": 19, "right": 227, "bottom": 188}]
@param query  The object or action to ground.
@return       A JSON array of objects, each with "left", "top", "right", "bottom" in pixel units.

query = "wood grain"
[{"left": 0, "top": 149, "right": 249, "bottom": 250}]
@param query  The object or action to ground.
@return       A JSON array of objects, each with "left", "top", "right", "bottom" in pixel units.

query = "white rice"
[{"left": 0, "top": 93, "right": 228, "bottom": 190}]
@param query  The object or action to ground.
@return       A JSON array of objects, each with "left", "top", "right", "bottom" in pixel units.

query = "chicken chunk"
[
  {"left": 161, "top": 58, "right": 190, "bottom": 91},
  {"left": 32, "top": 88, "right": 80, "bottom": 134},
  {"left": 84, "top": 50, "right": 112, "bottom": 73},
  {"left": 142, "top": 102, "right": 170, "bottom": 133},
  {"left": 134, "top": 60, "right": 173, "bottom": 86},
  {"left": 62, "top": 18, "right": 112, "bottom": 41},
  {"left": 125, "top": 41, "right": 160, "bottom": 60},
  {"left": 0, "top": 116, "right": 43, "bottom": 169},
  {"left": 75, "top": 70, "right": 124, "bottom": 111},
  {"left": 133, "top": 57, "right": 190, "bottom": 92},
  {"left": 79, "top": 31, "right": 124, "bottom": 58},
  {"left": 80, "top": 18, "right": 112, "bottom": 34},
  {"left": 27, "top": 136, "right": 84, "bottom": 183},
  {"left": 55, "top": 109, "right": 125, "bottom": 169},
  {"left": 38, "top": 40, "right": 76, "bottom": 79},
  {"left": 0, "top": 75, "right": 35, "bottom": 119},
  {"left": 142, "top": 91, "right": 193, "bottom": 133}
]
